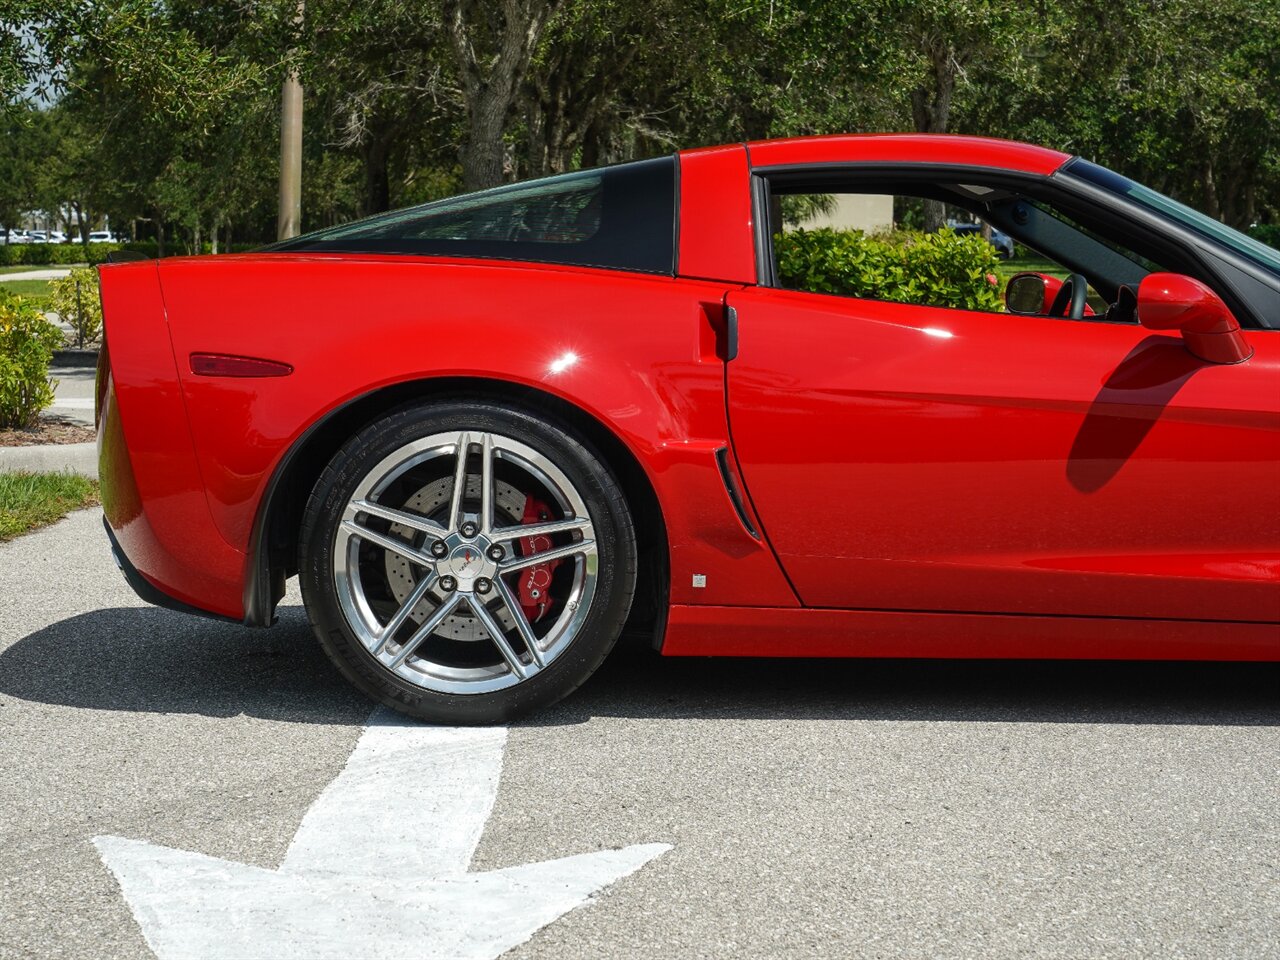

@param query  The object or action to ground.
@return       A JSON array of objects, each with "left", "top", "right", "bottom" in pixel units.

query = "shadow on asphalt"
[
  {"left": 0, "top": 605, "right": 369, "bottom": 725},
  {"left": 2, "top": 604, "right": 1276, "bottom": 728},
  {"left": 545, "top": 640, "right": 1280, "bottom": 728}
]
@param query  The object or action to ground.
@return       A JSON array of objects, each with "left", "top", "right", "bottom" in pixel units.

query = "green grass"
[
  {"left": 993, "top": 254, "right": 1063, "bottom": 286},
  {"left": 0, "top": 278, "right": 54, "bottom": 307},
  {"left": 993, "top": 254, "right": 1109, "bottom": 313},
  {"left": 0, "top": 263, "right": 83, "bottom": 275},
  {"left": 0, "top": 471, "right": 99, "bottom": 541},
  {"left": 0, "top": 277, "right": 54, "bottom": 294}
]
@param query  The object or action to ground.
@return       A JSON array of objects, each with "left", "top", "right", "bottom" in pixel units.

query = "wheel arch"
[{"left": 244, "top": 376, "right": 669, "bottom": 643}]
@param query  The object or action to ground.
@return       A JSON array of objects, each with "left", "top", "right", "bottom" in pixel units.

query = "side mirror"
[
  {"left": 1137, "top": 273, "right": 1252, "bottom": 364},
  {"left": 1005, "top": 272, "right": 1046, "bottom": 314}
]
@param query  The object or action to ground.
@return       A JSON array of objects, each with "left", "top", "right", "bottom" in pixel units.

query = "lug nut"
[
  {"left": 439, "top": 575, "right": 457, "bottom": 592},
  {"left": 460, "top": 521, "right": 478, "bottom": 537},
  {"left": 475, "top": 578, "right": 492, "bottom": 595},
  {"left": 486, "top": 545, "right": 504, "bottom": 561},
  {"left": 430, "top": 540, "right": 448, "bottom": 558}
]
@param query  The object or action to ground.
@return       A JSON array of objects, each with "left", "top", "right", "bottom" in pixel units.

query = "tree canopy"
[{"left": 1, "top": 0, "right": 1275, "bottom": 248}]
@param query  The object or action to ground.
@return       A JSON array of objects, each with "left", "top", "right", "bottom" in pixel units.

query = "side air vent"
[{"left": 715, "top": 446, "right": 760, "bottom": 540}]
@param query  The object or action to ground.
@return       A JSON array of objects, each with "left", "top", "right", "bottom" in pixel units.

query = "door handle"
[{"left": 723, "top": 305, "right": 739, "bottom": 361}]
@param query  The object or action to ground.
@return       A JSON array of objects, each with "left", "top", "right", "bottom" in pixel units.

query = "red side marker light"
[{"left": 190, "top": 353, "right": 294, "bottom": 378}]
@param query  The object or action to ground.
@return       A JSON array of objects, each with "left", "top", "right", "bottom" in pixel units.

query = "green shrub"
[
  {"left": 0, "top": 289, "right": 63, "bottom": 428},
  {"left": 1249, "top": 224, "right": 1280, "bottom": 250},
  {"left": 775, "top": 227, "right": 1003, "bottom": 312},
  {"left": 0, "top": 242, "right": 121, "bottom": 267},
  {"left": 0, "top": 240, "right": 261, "bottom": 267},
  {"left": 47, "top": 268, "right": 103, "bottom": 346},
  {"left": 0, "top": 244, "right": 52, "bottom": 266},
  {"left": 118, "top": 241, "right": 259, "bottom": 258}
]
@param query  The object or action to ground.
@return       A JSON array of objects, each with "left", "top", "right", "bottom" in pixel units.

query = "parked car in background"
[
  {"left": 6, "top": 231, "right": 30, "bottom": 243},
  {"left": 27, "top": 231, "right": 48, "bottom": 244},
  {"left": 47, "top": 230, "right": 67, "bottom": 244},
  {"left": 88, "top": 230, "right": 117, "bottom": 243},
  {"left": 96, "top": 133, "right": 1280, "bottom": 724},
  {"left": 948, "top": 220, "right": 1016, "bottom": 258}
]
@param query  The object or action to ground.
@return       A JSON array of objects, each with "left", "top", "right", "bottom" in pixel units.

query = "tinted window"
[
  {"left": 766, "top": 184, "right": 1161, "bottom": 318},
  {"left": 269, "top": 157, "right": 677, "bottom": 275},
  {"left": 1066, "top": 158, "right": 1280, "bottom": 274}
]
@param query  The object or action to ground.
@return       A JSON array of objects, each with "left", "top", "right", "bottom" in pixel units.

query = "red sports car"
[{"left": 96, "top": 135, "right": 1280, "bottom": 723}]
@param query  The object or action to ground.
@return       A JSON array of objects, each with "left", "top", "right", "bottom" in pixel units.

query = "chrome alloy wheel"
[{"left": 333, "top": 431, "right": 598, "bottom": 695}]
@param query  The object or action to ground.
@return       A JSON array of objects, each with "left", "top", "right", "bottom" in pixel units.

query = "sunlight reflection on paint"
[
  {"left": 548, "top": 351, "right": 579, "bottom": 375},
  {"left": 922, "top": 328, "right": 953, "bottom": 339}
]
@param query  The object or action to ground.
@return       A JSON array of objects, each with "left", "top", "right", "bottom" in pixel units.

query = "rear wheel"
[{"left": 298, "top": 400, "right": 636, "bottom": 723}]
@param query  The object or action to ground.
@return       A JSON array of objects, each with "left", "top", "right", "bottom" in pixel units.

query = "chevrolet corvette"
[{"left": 96, "top": 135, "right": 1280, "bottom": 722}]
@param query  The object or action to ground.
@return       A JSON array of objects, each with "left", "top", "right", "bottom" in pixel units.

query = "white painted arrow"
[{"left": 94, "top": 709, "right": 670, "bottom": 960}]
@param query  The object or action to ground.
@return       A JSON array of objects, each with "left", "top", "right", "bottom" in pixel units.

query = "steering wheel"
[{"left": 1048, "top": 273, "right": 1089, "bottom": 320}]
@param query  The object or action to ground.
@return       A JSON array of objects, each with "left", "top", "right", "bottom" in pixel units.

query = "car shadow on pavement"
[
  {"left": 537, "top": 637, "right": 1280, "bottom": 729},
  {"left": 3, "top": 605, "right": 1276, "bottom": 728},
  {"left": 0, "top": 604, "right": 370, "bottom": 725}
]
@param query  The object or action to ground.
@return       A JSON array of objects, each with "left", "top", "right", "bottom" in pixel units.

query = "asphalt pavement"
[
  {"left": 1, "top": 509, "right": 1278, "bottom": 959},
  {"left": 47, "top": 363, "right": 96, "bottom": 427}
]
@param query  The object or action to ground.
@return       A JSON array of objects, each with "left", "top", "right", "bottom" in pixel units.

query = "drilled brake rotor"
[{"left": 384, "top": 476, "right": 525, "bottom": 641}]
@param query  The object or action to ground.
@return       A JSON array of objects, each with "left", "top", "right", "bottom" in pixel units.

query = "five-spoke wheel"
[{"left": 299, "top": 401, "right": 636, "bottom": 723}]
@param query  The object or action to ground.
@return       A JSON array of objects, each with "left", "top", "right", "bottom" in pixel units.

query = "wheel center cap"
[{"left": 443, "top": 540, "right": 496, "bottom": 587}]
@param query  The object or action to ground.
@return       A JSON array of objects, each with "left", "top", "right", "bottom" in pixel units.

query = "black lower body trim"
[{"left": 102, "top": 516, "right": 241, "bottom": 625}]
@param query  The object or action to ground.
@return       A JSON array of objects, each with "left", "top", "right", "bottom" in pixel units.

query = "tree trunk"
[
  {"left": 461, "top": 100, "right": 508, "bottom": 190},
  {"left": 580, "top": 114, "right": 605, "bottom": 168},
  {"left": 362, "top": 135, "right": 392, "bottom": 215},
  {"left": 448, "top": 0, "right": 564, "bottom": 191},
  {"left": 155, "top": 215, "right": 166, "bottom": 258},
  {"left": 72, "top": 201, "right": 88, "bottom": 246},
  {"left": 1240, "top": 180, "right": 1257, "bottom": 231},
  {"left": 910, "top": 39, "right": 961, "bottom": 234},
  {"left": 1199, "top": 157, "right": 1222, "bottom": 221}
]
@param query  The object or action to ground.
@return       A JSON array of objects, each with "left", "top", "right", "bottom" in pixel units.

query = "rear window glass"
[{"left": 268, "top": 156, "right": 677, "bottom": 275}]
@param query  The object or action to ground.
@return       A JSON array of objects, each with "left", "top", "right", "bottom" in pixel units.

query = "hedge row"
[
  {"left": 775, "top": 228, "right": 1003, "bottom": 312},
  {"left": 0, "top": 243, "right": 119, "bottom": 266},
  {"left": 0, "top": 241, "right": 261, "bottom": 266}
]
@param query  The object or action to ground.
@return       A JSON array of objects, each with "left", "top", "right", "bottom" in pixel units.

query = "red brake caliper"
[{"left": 516, "top": 495, "right": 562, "bottom": 622}]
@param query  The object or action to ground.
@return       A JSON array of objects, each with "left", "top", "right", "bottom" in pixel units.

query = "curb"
[{"left": 0, "top": 442, "right": 97, "bottom": 477}]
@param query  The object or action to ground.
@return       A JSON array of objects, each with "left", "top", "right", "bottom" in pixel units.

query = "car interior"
[{"left": 760, "top": 170, "right": 1264, "bottom": 329}]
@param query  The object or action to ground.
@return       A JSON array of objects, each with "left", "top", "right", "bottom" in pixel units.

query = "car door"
[{"left": 725, "top": 287, "right": 1280, "bottom": 622}]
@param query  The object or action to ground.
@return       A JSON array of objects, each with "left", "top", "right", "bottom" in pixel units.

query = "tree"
[
  {"left": 7, "top": 0, "right": 1272, "bottom": 247},
  {"left": 962, "top": 0, "right": 1280, "bottom": 230},
  {"left": 0, "top": 103, "right": 43, "bottom": 239},
  {"left": 445, "top": 0, "right": 564, "bottom": 190},
  {"left": 879, "top": 0, "right": 1041, "bottom": 229},
  {"left": 302, "top": 0, "right": 453, "bottom": 215}
]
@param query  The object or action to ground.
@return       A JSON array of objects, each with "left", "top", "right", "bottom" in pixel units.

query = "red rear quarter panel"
[
  {"left": 98, "top": 262, "right": 246, "bottom": 616},
  {"left": 153, "top": 255, "right": 796, "bottom": 617}
]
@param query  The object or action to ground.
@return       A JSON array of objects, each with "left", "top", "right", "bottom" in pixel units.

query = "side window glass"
[
  {"left": 770, "top": 189, "right": 1121, "bottom": 318},
  {"left": 328, "top": 174, "right": 602, "bottom": 244},
  {"left": 269, "top": 157, "right": 676, "bottom": 275}
]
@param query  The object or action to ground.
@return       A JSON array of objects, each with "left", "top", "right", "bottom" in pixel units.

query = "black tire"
[{"left": 298, "top": 399, "right": 637, "bottom": 724}]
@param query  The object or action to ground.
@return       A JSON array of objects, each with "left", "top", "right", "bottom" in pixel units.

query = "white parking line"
[{"left": 94, "top": 708, "right": 671, "bottom": 960}]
